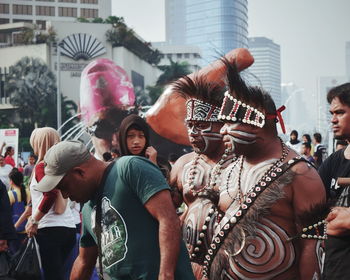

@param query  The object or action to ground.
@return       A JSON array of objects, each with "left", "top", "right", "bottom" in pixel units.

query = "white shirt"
[
  {"left": 0, "top": 164, "right": 13, "bottom": 190},
  {"left": 30, "top": 172, "right": 75, "bottom": 229}
]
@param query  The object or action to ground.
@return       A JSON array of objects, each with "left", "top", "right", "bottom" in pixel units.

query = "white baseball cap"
[{"left": 35, "top": 140, "right": 90, "bottom": 192}]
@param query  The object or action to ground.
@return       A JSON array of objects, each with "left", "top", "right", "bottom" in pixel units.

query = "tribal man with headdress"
[
  {"left": 169, "top": 75, "right": 236, "bottom": 278},
  {"left": 200, "top": 59, "right": 327, "bottom": 279}
]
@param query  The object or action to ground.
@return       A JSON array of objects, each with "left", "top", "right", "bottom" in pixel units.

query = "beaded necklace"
[
  {"left": 225, "top": 137, "right": 289, "bottom": 204},
  {"left": 189, "top": 148, "right": 235, "bottom": 197}
]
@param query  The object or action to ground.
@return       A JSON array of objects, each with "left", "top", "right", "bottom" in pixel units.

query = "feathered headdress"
[
  {"left": 172, "top": 75, "right": 225, "bottom": 122},
  {"left": 218, "top": 59, "right": 286, "bottom": 133}
]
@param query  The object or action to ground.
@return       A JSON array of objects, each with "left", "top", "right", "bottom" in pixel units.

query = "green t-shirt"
[{"left": 80, "top": 156, "right": 194, "bottom": 280}]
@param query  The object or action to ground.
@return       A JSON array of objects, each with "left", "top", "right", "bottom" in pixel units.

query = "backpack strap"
[
  {"left": 95, "top": 161, "right": 116, "bottom": 280},
  {"left": 12, "top": 190, "right": 19, "bottom": 203}
]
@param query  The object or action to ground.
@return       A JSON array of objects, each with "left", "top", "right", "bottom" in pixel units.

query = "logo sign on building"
[
  {"left": 60, "top": 33, "right": 107, "bottom": 61},
  {"left": 0, "top": 128, "right": 19, "bottom": 167}
]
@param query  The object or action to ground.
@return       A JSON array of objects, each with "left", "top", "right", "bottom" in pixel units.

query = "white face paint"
[
  {"left": 220, "top": 123, "right": 257, "bottom": 153},
  {"left": 187, "top": 121, "right": 223, "bottom": 154}
]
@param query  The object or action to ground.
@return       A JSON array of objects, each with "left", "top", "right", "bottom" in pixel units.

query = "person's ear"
[{"left": 72, "top": 166, "right": 85, "bottom": 178}]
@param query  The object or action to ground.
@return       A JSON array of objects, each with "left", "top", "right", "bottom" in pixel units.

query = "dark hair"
[
  {"left": 290, "top": 130, "right": 298, "bottom": 137},
  {"left": 4, "top": 146, "right": 13, "bottom": 157},
  {"left": 336, "top": 140, "right": 348, "bottom": 147},
  {"left": 9, "top": 168, "right": 27, "bottom": 205},
  {"left": 111, "top": 148, "right": 120, "bottom": 156},
  {"left": 156, "top": 156, "right": 172, "bottom": 181},
  {"left": 302, "top": 142, "right": 311, "bottom": 149},
  {"left": 302, "top": 134, "right": 311, "bottom": 144},
  {"left": 313, "top": 133, "right": 322, "bottom": 143},
  {"left": 221, "top": 58, "right": 277, "bottom": 133},
  {"left": 118, "top": 114, "right": 150, "bottom": 157},
  {"left": 327, "top": 83, "right": 350, "bottom": 106},
  {"left": 171, "top": 75, "right": 225, "bottom": 107}
]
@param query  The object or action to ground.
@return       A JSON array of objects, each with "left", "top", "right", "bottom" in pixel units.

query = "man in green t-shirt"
[{"left": 35, "top": 140, "right": 194, "bottom": 280}]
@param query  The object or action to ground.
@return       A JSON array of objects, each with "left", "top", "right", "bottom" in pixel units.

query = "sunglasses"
[{"left": 86, "top": 119, "right": 118, "bottom": 139}]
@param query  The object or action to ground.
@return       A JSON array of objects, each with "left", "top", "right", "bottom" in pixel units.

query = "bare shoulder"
[
  {"left": 290, "top": 159, "right": 326, "bottom": 213},
  {"left": 170, "top": 152, "right": 194, "bottom": 178}
]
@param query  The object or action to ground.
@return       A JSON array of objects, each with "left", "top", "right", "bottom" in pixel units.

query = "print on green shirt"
[{"left": 92, "top": 197, "right": 128, "bottom": 269}]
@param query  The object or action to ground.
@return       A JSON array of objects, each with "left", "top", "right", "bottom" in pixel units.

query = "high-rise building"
[
  {"left": 247, "top": 37, "right": 281, "bottom": 106},
  {"left": 346, "top": 41, "right": 350, "bottom": 81},
  {"left": 0, "top": 0, "right": 111, "bottom": 28},
  {"left": 165, "top": 0, "right": 248, "bottom": 65}
]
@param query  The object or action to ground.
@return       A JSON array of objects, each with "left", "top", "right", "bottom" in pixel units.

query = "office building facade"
[
  {"left": 165, "top": 0, "right": 248, "bottom": 65},
  {"left": 0, "top": 0, "right": 111, "bottom": 28},
  {"left": 248, "top": 37, "right": 281, "bottom": 106}
]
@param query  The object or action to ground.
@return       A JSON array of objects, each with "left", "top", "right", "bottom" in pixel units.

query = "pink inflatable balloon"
[{"left": 80, "top": 58, "right": 135, "bottom": 124}]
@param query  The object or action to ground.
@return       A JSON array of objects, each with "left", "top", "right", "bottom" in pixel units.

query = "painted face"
[
  {"left": 330, "top": 97, "right": 350, "bottom": 140},
  {"left": 220, "top": 122, "right": 258, "bottom": 154},
  {"left": 126, "top": 128, "right": 146, "bottom": 155},
  {"left": 186, "top": 121, "right": 223, "bottom": 154}
]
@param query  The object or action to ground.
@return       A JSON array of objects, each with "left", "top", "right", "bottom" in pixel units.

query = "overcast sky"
[{"left": 112, "top": 0, "right": 350, "bottom": 98}]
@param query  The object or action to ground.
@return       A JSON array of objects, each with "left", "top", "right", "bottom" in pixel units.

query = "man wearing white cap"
[{"left": 35, "top": 140, "right": 194, "bottom": 280}]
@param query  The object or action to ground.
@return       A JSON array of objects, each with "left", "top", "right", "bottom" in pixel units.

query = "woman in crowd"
[
  {"left": 4, "top": 146, "right": 15, "bottom": 168},
  {"left": 118, "top": 114, "right": 158, "bottom": 164},
  {"left": 7, "top": 168, "right": 30, "bottom": 254},
  {"left": 25, "top": 127, "right": 76, "bottom": 280}
]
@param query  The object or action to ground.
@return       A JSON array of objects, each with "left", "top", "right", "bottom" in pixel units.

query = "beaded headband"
[
  {"left": 186, "top": 99, "right": 221, "bottom": 122},
  {"left": 218, "top": 91, "right": 265, "bottom": 128}
]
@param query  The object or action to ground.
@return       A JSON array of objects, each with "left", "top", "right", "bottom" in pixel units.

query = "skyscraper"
[
  {"left": 248, "top": 37, "right": 281, "bottom": 106},
  {"left": 346, "top": 41, "right": 350, "bottom": 81},
  {"left": 165, "top": 0, "right": 248, "bottom": 65}
]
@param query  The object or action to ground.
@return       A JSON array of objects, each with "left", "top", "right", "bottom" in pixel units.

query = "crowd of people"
[{"left": 0, "top": 49, "right": 350, "bottom": 280}]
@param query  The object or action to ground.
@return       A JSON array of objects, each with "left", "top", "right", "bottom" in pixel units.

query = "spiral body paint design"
[{"left": 221, "top": 218, "right": 295, "bottom": 280}]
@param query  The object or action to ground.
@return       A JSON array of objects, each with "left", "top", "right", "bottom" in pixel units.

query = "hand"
[
  {"left": 145, "top": 146, "right": 158, "bottom": 164},
  {"left": 26, "top": 219, "right": 38, "bottom": 237},
  {"left": 0, "top": 240, "right": 8, "bottom": 252},
  {"left": 326, "top": 207, "right": 350, "bottom": 236}
]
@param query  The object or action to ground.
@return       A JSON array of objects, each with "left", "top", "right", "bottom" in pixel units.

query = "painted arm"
[
  {"left": 145, "top": 190, "right": 181, "bottom": 280},
  {"left": 292, "top": 163, "right": 326, "bottom": 279},
  {"left": 169, "top": 155, "right": 186, "bottom": 208},
  {"left": 146, "top": 48, "right": 254, "bottom": 145},
  {"left": 70, "top": 246, "right": 98, "bottom": 280}
]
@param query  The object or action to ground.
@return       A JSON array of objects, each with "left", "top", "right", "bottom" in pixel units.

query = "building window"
[
  {"left": 81, "top": 0, "right": 98, "bottom": 4},
  {"left": 0, "top": 18, "right": 9, "bottom": 24},
  {"left": 59, "top": 0, "right": 77, "bottom": 3},
  {"left": 81, "top": 8, "right": 98, "bottom": 18},
  {"left": 13, "top": 5, "right": 33, "bottom": 15},
  {"left": 177, "top": 53, "right": 182, "bottom": 58},
  {"left": 12, "top": 19, "right": 33, "bottom": 23},
  {"left": 0, "top": 4, "right": 10, "bottom": 14},
  {"left": 0, "top": 34, "right": 7, "bottom": 43},
  {"left": 184, "top": 53, "right": 189, "bottom": 58},
  {"left": 36, "top": 20, "right": 46, "bottom": 29},
  {"left": 36, "top": 6, "right": 55, "bottom": 16},
  {"left": 167, "top": 54, "right": 172, "bottom": 59},
  {"left": 59, "top": 7, "right": 77, "bottom": 17},
  {"left": 36, "top": 0, "right": 55, "bottom": 2}
]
